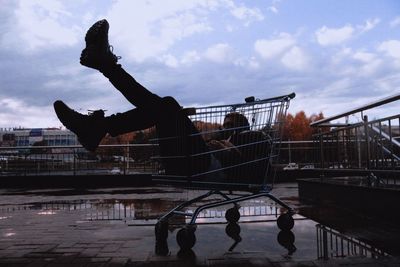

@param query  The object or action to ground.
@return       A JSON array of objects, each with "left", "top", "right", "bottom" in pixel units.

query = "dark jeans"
[{"left": 102, "top": 65, "right": 211, "bottom": 177}]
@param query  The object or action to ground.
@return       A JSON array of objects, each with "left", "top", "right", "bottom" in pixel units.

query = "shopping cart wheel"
[
  {"left": 225, "top": 207, "right": 240, "bottom": 223},
  {"left": 277, "top": 213, "right": 294, "bottom": 230},
  {"left": 225, "top": 222, "right": 241, "bottom": 240},
  {"left": 155, "top": 221, "right": 169, "bottom": 241},
  {"left": 176, "top": 227, "right": 196, "bottom": 250}
]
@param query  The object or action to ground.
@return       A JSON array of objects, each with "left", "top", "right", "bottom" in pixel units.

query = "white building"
[{"left": 0, "top": 128, "right": 78, "bottom": 147}]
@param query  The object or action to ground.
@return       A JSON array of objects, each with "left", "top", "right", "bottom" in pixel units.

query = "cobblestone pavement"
[{"left": 0, "top": 184, "right": 399, "bottom": 266}]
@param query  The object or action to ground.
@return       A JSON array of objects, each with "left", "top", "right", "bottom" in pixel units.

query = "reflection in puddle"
[
  {"left": 0, "top": 195, "right": 393, "bottom": 259},
  {"left": 316, "top": 224, "right": 388, "bottom": 259},
  {"left": 277, "top": 230, "right": 296, "bottom": 256},
  {"left": 225, "top": 222, "right": 242, "bottom": 251},
  {"left": 0, "top": 199, "right": 284, "bottom": 223},
  {"left": 155, "top": 222, "right": 299, "bottom": 259},
  {"left": 37, "top": 211, "right": 57, "bottom": 215}
]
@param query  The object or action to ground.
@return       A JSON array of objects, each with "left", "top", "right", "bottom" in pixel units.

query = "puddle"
[{"left": 0, "top": 185, "right": 396, "bottom": 261}]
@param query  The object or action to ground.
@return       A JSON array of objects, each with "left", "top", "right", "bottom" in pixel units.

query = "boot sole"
[{"left": 85, "top": 19, "right": 109, "bottom": 45}]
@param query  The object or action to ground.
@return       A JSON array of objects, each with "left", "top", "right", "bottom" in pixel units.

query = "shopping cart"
[{"left": 152, "top": 92, "right": 296, "bottom": 250}]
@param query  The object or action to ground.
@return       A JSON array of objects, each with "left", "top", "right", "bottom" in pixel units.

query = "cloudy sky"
[{"left": 0, "top": 0, "right": 399, "bottom": 128}]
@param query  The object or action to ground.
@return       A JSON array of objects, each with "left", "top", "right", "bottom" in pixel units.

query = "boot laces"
[
  {"left": 109, "top": 45, "right": 122, "bottom": 60},
  {"left": 88, "top": 109, "right": 105, "bottom": 118}
]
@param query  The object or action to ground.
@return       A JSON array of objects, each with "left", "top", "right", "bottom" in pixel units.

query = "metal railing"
[
  {"left": 316, "top": 224, "right": 388, "bottom": 259},
  {"left": 311, "top": 93, "right": 400, "bottom": 185},
  {"left": 0, "top": 144, "right": 159, "bottom": 176},
  {"left": 0, "top": 141, "right": 319, "bottom": 176}
]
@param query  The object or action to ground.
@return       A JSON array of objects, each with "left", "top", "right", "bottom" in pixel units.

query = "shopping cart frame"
[{"left": 153, "top": 92, "right": 296, "bottom": 250}]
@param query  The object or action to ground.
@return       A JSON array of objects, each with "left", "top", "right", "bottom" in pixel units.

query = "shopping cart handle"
[
  {"left": 245, "top": 96, "right": 255, "bottom": 103},
  {"left": 261, "top": 92, "right": 296, "bottom": 102},
  {"left": 287, "top": 92, "right": 296, "bottom": 99},
  {"left": 245, "top": 92, "right": 296, "bottom": 103}
]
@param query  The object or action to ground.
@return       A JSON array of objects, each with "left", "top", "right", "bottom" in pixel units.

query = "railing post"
[
  {"left": 73, "top": 148, "right": 76, "bottom": 176},
  {"left": 322, "top": 226, "right": 329, "bottom": 260},
  {"left": 123, "top": 145, "right": 127, "bottom": 175},
  {"left": 319, "top": 130, "right": 324, "bottom": 169},
  {"left": 364, "top": 115, "right": 370, "bottom": 170}
]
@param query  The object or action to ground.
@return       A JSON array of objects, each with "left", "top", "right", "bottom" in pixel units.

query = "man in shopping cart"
[{"left": 54, "top": 19, "right": 268, "bottom": 181}]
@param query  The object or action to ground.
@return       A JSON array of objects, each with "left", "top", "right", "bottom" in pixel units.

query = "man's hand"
[{"left": 207, "top": 139, "right": 241, "bottom": 155}]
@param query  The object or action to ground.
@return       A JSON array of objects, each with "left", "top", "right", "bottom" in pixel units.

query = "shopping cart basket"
[{"left": 152, "top": 92, "right": 296, "bottom": 250}]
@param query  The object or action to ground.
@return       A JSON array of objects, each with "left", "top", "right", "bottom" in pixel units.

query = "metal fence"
[
  {"left": 0, "top": 144, "right": 159, "bottom": 176},
  {"left": 316, "top": 224, "right": 388, "bottom": 260},
  {"left": 279, "top": 140, "right": 317, "bottom": 166},
  {"left": 313, "top": 115, "right": 400, "bottom": 171},
  {"left": 310, "top": 93, "right": 400, "bottom": 185},
  {"left": 0, "top": 141, "right": 322, "bottom": 176}
]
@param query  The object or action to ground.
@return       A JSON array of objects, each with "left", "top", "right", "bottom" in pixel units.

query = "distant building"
[{"left": 0, "top": 128, "right": 78, "bottom": 147}]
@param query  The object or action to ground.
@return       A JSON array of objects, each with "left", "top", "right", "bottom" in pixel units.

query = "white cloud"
[
  {"left": 281, "top": 46, "right": 309, "bottom": 71},
  {"left": 360, "top": 58, "right": 382, "bottom": 76},
  {"left": 268, "top": 0, "right": 281, "bottom": 14},
  {"left": 181, "top": 50, "right": 201, "bottom": 64},
  {"left": 331, "top": 48, "right": 383, "bottom": 77},
  {"left": 268, "top": 6, "right": 278, "bottom": 14},
  {"left": 229, "top": 4, "right": 264, "bottom": 26},
  {"left": 254, "top": 33, "right": 296, "bottom": 60},
  {"left": 358, "top": 18, "right": 380, "bottom": 33},
  {"left": 390, "top": 16, "right": 400, "bottom": 28},
  {"left": 373, "top": 75, "right": 400, "bottom": 93},
  {"left": 315, "top": 25, "right": 354, "bottom": 46},
  {"left": 0, "top": 98, "right": 58, "bottom": 128},
  {"left": 226, "top": 25, "right": 234, "bottom": 32},
  {"left": 321, "top": 78, "right": 352, "bottom": 97},
  {"left": 378, "top": 40, "right": 400, "bottom": 60},
  {"left": 331, "top": 47, "right": 353, "bottom": 65},
  {"left": 107, "top": 1, "right": 215, "bottom": 62},
  {"left": 353, "top": 51, "right": 375, "bottom": 63},
  {"left": 104, "top": 0, "right": 265, "bottom": 62},
  {"left": 315, "top": 19, "right": 379, "bottom": 47},
  {"left": 161, "top": 54, "right": 179, "bottom": 68},
  {"left": 1, "top": 0, "right": 80, "bottom": 52},
  {"left": 352, "top": 51, "right": 382, "bottom": 76},
  {"left": 204, "top": 43, "right": 235, "bottom": 63},
  {"left": 234, "top": 57, "right": 260, "bottom": 70}
]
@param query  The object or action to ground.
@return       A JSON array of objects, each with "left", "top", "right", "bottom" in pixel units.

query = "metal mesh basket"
[{"left": 153, "top": 93, "right": 295, "bottom": 192}]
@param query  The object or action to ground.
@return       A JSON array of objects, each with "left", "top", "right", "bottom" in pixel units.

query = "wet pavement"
[{"left": 0, "top": 183, "right": 399, "bottom": 266}]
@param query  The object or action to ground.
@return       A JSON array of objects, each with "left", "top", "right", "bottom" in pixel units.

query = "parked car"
[
  {"left": 301, "top": 164, "right": 315, "bottom": 170},
  {"left": 283, "top": 163, "right": 299, "bottom": 170},
  {"left": 109, "top": 167, "right": 122, "bottom": 175},
  {"left": 329, "top": 164, "right": 343, "bottom": 169}
]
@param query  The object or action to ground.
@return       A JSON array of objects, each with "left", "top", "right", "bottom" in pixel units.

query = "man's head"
[{"left": 223, "top": 112, "right": 250, "bottom": 131}]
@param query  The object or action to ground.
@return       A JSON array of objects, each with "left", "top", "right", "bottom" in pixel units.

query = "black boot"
[
  {"left": 79, "top": 19, "right": 120, "bottom": 72},
  {"left": 53, "top": 100, "right": 107, "bottom": 152}
]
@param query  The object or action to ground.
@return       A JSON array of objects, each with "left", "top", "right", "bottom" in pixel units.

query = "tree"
[{"left": 281, "top": 111, "right": 326, "bottom": 141}]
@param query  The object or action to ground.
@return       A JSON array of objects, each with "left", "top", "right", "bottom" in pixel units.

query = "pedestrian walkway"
[{"left": 0, "top": 184, "right": 398, "bottom": 266}]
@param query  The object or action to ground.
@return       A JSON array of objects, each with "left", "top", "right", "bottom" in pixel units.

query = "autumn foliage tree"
[{"left": 281, "top": 111, "right": 326, "bottom": 141}]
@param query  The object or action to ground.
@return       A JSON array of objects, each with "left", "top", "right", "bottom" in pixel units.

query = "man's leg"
[
  {"left": 103, "top": 65, "right": 162, "bottom": 108},
  {"left": 54, "top": 97, "right": 212, "bottom": 177},
  {"left": 64, "top": 19, "right": 212, "bottom": 175},
  {"left": 107, "top": 97, "right": 212, "bottom": 177},
  {"left": 53, "top": 101, "right": 158, "bottom": 152},
  {"left": 80, "top": 19, "right": 161, "bottom": 108}
]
